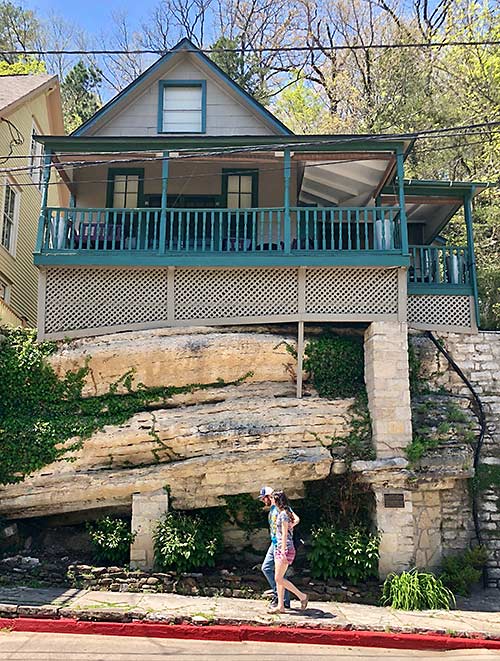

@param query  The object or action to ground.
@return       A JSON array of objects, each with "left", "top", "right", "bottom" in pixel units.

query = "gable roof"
[
  {"left": 72, "top": 37, "right": 292, "bottom": 136},
  {"left": 0, "top": 74, "right": 57, "bottom": 115}
]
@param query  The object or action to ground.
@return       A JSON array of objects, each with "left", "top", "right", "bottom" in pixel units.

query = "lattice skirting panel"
[
  {"left": 305, "top": 267, "right": 398, "bottom": 315},
  {"left": 408, "top": 295, "right": 474, "bottom": 332},
  {"left": 41, "top": 266, "right": 402, "bottom": 339}
]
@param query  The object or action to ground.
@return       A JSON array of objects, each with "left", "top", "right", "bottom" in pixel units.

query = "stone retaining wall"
[{"left": 412, "top": 331, "right": 500, "bottom": 587}]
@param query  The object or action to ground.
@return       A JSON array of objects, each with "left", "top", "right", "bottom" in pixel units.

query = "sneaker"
[
  {"left": 263, "top": 589, "right": 274, "bottom": 597},
  {"left": 269, "top": 597, "right": 278, "bottom": 606}
]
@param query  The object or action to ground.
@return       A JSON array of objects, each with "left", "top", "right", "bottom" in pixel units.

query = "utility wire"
[
  {"left": 1, "top": 121, "right": 499, "bottom": 176},
  {"left": 1, "top": 40, "right": 500, "bottom": 56}
]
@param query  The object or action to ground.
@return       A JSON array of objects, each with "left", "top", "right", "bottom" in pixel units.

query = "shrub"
[
  {"left": 86, "top": 516, "right": 136, "bottom": 565},
  {"left": 381, "top": 568, "right": 455, "bottom": 610},
  {"left": 304, "top": 335, "right": 364, "bottom": 398},
  {"left": 153, "top": 509, "right": 224, "bottom": 572},
  {"left": 440, "top": 546, "right": 488, "bottom": 596},
  {"left": 308, "top": 525, "right": 379, "bottom": 584}
]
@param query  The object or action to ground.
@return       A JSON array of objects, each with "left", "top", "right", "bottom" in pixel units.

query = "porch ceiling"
[{"left": 299, "top": 158, "right": 392, "bottom": 207}]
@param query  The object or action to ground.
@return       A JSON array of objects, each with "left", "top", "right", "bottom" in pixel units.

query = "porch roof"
[
  {"left": 35, "top": 134, "right": 412, "bottom": 155},
  {"left": 380, "top": 179, "right": 490, "bottom": 243}
]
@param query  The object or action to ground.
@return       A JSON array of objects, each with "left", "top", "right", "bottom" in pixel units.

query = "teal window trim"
[
  {"left": 157, "top": 80, "right": 207, "bottom": 134},
  {"left": 106, "top": 168, "right": 145, "bottom": 208},
  {"left": 221, "top": 168, "right": 259, "bottom": 208}
]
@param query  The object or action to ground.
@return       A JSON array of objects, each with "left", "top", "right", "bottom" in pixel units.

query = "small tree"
[{"left": 61, "top": 60, "right": 102, "bottom": 133}]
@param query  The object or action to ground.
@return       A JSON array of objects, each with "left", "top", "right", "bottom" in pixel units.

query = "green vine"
[
  {"left": 473, "top": 464, "right": 500, "bottom": 494},
  {"left": 304, "top": 335, "right": 365, "bottom": 398},
  {"left": 0, "top": 327, "right": 252, "bottom": 485},
  {"left": 221, "top": 493, "right": 266, "bottom": 535},
  {"left": 327, "top": 393, "right": 375, "bottom": 467}
]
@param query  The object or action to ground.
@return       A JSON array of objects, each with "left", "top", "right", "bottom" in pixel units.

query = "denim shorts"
[{"left": 275, "top": 547, "right": 296, "bottom": 564}]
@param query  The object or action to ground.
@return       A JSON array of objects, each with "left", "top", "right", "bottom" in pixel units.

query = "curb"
[{"left": 1, "top": 618, "right": 500, "bottom": 651}]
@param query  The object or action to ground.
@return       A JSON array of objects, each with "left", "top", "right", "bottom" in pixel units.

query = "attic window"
[{"left": 158, "top": 81, "right": 206, "bottom": 134}]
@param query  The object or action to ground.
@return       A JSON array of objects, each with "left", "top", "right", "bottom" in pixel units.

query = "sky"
[{"left": 32, "top": 0, "right": 157, "bottom": 36}]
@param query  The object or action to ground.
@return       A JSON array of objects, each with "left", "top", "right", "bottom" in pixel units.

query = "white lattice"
[
  {"left": 44, "top": 267, "right": 168, "bottom": 334},
  {"left": 305, "top": 268, "right": 399, "bottom": 315},
  {"left": 408, "top": 295, "right": 472, "bottom": 329},
  {"left": 174, "top": 267, "right": 299, "bottom": 320}
]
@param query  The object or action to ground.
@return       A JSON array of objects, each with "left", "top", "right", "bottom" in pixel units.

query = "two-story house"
[
  {"left": 33, "top": 39, "right": 482, "bottom": 354},
  {"left": 0, "top": 74, "right": 66, "bottom": 326}
]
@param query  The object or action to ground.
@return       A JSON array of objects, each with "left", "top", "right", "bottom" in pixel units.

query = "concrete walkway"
[{"left": 0, "top": 587, "right": 498, "bottom": 640}]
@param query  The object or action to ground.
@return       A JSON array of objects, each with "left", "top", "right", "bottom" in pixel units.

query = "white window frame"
[
  {"left": 0, "top": 274, "right": 11, "bottom": 304},
  {"left": 28, "top": 119, "right": 44, "bottom": 191},
  {"left": 1, "top": 177, "right": 21, "bottom": 257}
]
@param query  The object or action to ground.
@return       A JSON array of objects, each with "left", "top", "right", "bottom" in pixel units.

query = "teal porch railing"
[
  {"left": 38, "top": 206, "right": 402, "bottom": 254},
  {"left": 408, "top": 245, "right": 470, "bottom": 286}
]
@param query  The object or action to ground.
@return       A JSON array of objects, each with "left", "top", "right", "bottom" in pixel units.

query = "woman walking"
[{"left": 268, "top": 490, "right": 308, "bottom": 614}]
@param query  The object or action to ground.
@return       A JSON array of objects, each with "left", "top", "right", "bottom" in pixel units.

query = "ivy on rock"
[{"left": 0, "top": 327, "right": 251, "bottom": 485}]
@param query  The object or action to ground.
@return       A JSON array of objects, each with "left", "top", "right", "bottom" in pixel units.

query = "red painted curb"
[{"left": 1, "top": 618, "right": 499, "bottom": 651}]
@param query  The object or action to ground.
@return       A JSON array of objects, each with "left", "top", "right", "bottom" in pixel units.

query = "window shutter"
[{"left": 163, "top": 86, "right": 203, "bottom": 133}]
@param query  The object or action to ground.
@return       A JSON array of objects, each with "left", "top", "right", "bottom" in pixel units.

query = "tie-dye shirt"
[
  {"left": 269, "top": 505, "right": 294, "bottom": 547},
  {"left": 275, "top": 510, "right": 294, "bottom": 551}
]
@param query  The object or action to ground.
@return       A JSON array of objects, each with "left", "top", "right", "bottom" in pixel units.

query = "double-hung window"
[
  {"left": 107, "top": 169, "right": 144, "bottom": 208},
  {"left": 223, "top": 170, "right": 258, "bottom": 209},
  {"left": 1, "top": 181, "right": 19, "bottom": 255},
  {"left": 159, "top": 81, "right": 206, "bottom": 133},
  {"left": 29, "top": 123, "right": 44, "bottom": 190}
]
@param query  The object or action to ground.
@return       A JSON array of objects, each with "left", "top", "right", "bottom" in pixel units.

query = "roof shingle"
[{"left": 0, "top": 74, "right": 56, "bottom": 114}]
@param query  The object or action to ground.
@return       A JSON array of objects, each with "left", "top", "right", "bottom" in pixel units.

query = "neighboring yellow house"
[{"left": 0, "top": 75, "right": 66, "bottom": 327}]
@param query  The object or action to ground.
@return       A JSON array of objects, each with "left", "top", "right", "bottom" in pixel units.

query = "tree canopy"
[{"left": 0, "top": 0, "right": 498, "bottom": 326}]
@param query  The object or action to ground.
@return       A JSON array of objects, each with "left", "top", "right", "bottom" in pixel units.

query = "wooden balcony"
[{"left": 35, "top": 205, "right": 408, "bottom": 268}]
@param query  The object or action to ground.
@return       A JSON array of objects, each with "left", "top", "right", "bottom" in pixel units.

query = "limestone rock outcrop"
[
  {"left": 49, "top": 327, "right": 296, "bottom": 396},
  {"left": 0, "top": 381, "right": 354, "bottom": 518}
]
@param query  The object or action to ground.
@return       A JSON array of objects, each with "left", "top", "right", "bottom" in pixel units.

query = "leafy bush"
[
  {"left": 381, "top": 568, "right": 455, "bottom": 610},
  {"left": 308, "top": 525, "right": 379, "bottom": 584},
  {"left": 440, "top": 546, "right": 488, "bottom": 596},
  {"left": 86, "top": 516, "right": 136, "bottom": 565},
  {"left": 153, "top": 510, "right": 224, "bottom": 572},
  {"left": 304, "top": 335, "right": 364, "bottom": 398}
]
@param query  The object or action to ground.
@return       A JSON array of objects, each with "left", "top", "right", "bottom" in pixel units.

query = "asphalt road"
[{"left": 0, "top": 632, "right": 499, "bottom": 660}]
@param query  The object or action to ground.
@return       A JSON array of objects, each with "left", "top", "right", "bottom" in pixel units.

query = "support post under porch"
[
  {"left": 130, "top": 489, "right": 169, "bottom": 570},
  {"left": 296, "top": 320, "right": 304, "bottom": 398}
]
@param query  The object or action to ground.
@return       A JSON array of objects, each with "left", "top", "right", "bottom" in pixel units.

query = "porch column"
[
  {"left": 396, "top": 148, "right": 408, "bottom": 255},
  {"left": 283, "top": 148, "right": 291, "bottom": 253},
  {"left": 35, "top": 149, "right": 52, "bottom": 252},
  {"left": 159, "top": 151, "right": 169, "bottom": 254},
  {"left": 464, "top": 188, "right": 480, "bottom": 328}
]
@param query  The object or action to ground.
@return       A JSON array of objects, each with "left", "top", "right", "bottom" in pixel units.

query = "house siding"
[
  {"left": 0, "top": 92, "right": 64, "bottom": 326},
  {"left": 91, "top": 54, "right": 278, "bottom": 138},
  {"left": 73, "top": 159, "right": 298, "bottom": 209}
]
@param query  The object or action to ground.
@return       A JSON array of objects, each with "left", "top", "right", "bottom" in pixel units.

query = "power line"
[
  {"left": 2, "top": 145, "right": 498, "bottom": 190},
  {"left": 1, "top": 120, "right": 499, "bottom": 176},
  {"left": 1, "top": 40, "right": 499, "bottom": 56}
]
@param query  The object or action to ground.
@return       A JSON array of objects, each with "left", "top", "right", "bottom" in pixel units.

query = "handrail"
[
  {"left": 408, "top": 245, "right": 470, "bottom": 286},
  {"left": 40, "top": 206, "right": 403, "bottom": 254}
]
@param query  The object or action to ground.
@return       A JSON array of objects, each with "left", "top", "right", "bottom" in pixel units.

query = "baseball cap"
[{"left": 258, "top": 486, "right": 274, "bottom": 500}]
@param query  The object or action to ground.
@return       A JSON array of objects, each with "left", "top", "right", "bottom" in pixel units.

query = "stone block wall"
[
  {"left": 364, "top": 321, "right": 412, "bottom": 459},
  {"left": 440, "top": 480, "right": 475, "bottom": 556},
  {"left": 412, "top": 331, "right": 500, "bottom": 587}
]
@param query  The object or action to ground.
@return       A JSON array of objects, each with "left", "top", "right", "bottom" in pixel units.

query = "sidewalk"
[{"left": 0, "top": 586, "right": 499, "bottom": 641}]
